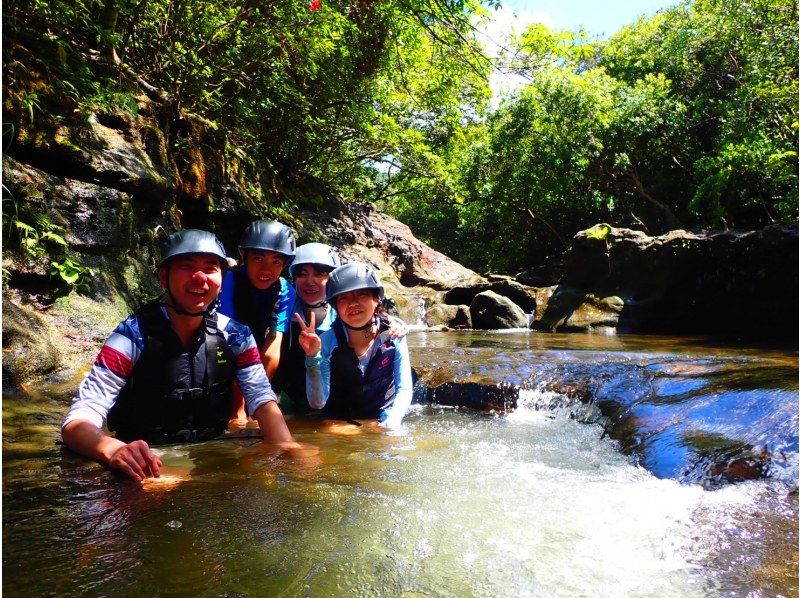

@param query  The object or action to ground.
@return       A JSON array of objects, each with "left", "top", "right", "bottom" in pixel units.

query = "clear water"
[{"left": 3, "top": 331, "right": 797, "bottom": 596}]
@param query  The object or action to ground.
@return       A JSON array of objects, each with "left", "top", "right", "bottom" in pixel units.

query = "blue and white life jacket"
[{"left": 324, "top": 315, "right": 397, "bottom": 420}]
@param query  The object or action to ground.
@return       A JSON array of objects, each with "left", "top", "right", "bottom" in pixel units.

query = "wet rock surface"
[
  {"left": 423, "top": 303, "right": 471, "bottom": 328},
  {"left": 409, "top": 330, "right": 798, "bottom": 488}
]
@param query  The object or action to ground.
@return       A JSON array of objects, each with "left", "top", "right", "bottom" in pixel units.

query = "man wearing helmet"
[
  {"left": 218, "top": 220, "right": 297, "bottom": 423},
  {"left": 61, "top": 230, "right": 298, "bottom": 482}
]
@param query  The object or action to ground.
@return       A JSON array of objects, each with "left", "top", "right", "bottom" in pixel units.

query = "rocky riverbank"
[{"left": 3, "top": 79, "right": 797, "bottom": 389}]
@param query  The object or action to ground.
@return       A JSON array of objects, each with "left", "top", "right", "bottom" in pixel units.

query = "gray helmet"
[
  {"left": 238, "top": 220, "right": 296, "bottom": 263},
  {"left": 160, "top": 229, "right": 227, "bottom": 268},
  {"left": 289, "top": 243, "right": 341, "bottom": 278},
  {"left": 326, "top": 262, "right": 384, "bottom": 303}
]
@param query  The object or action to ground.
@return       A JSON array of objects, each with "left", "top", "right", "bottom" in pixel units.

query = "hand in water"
[
  {"left": 294, "top": 311, "right": 321, "bottom": 356},
  {"left": 321, "top": 419, "right": 382, "bottom": 434},
  {"left": 263, "top": 440, "right": 320, "bottom": 459},
  {"left": 109, "top": 440, "right": 163, "bottom": 481}
]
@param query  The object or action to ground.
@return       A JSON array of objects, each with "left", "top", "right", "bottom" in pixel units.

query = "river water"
[{"left": 3, "top": 331, "right": 797, "bottom": 596}]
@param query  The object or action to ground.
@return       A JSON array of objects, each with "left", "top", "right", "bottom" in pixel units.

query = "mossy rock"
[{"left": 2, "top": 298, "right": 60, "bottom": 386}]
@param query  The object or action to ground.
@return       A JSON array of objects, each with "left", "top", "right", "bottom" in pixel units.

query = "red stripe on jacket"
[
  {"left": 236, "top": 346, "right": 262, "bottom": 369},
  {"left": 95, "top": 345, "right": 134, "bottom": 378}
]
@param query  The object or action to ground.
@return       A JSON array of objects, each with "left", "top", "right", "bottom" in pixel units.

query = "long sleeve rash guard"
[
  {"left": 63, "top": 308, "right": 278, "bottom": 431},
  {"left": 304, "top": 326, "right": 413, "bottom": 429}
]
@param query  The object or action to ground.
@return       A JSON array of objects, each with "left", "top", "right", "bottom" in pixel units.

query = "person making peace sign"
[{"left": 295, "top": 263, "right": 414, "bottom": 429}]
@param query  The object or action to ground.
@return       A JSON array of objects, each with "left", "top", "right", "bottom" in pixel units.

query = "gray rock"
[
  {"left": 3, "top": 156, "right": 134, "bottom": 253},
  {"left": 470, "top": 291, "right": 528, "bottom": 329},
  {"left": 534, "top": 287, "right": 624, "bottom": 332},
  {"left": 424, "top": 304, "right": 471, "bottom": 328},
  {"left": 443, "top": 279, "right": 537, "bottom": 312}
]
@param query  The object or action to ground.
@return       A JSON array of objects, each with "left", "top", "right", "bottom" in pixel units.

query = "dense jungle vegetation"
[{"left": 3, "top": 0, "right": 797, "bottom": 275}]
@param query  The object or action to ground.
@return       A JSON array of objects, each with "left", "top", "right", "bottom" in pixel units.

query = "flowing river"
[{"left": 3, "top": 331, "right": 797, "bottom": 596}]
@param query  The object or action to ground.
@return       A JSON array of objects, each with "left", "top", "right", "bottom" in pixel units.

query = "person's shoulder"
[
  {"left": 217, "top": 312, "right": 254, "bottom": 348},
  {"left": 219, "top": 268, "right": 237, "bottom": 294},
  {"left": 279, "top": 277, "right": 296, "bottom": 296},
  {"left": 115, "top": 306, "right": 155, "bottom": 338}
]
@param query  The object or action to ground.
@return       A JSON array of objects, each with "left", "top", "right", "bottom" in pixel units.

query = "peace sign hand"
[{"left": 295, "top": 312, "right": 321, "bottom": 357}]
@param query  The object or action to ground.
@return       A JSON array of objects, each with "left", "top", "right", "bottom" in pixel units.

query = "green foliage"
[
  {"left": 2, "top": 191, "right": 69, "bottom": 259},
  {"left": 50, "top": 258, "right": 97, "bottom": 293},
  {"left": 3, "top": 0, "right": 796, "bottom": 277},
  {"left": 387, "top": 0, "right": 798, "bottom": 273}
]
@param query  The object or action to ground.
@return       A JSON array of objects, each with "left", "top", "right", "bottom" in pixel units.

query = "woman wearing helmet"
[
  {"left": 295, "top": 262, "right": 413, "bottom": 428},
  {"left": 218, "top": 220, "right": 297, "bottom": 424},
  {"left": 274, "top": 243, "right": 341, "bottom": 413}
]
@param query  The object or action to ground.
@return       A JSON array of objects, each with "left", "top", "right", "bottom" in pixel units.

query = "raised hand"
[
  {"left": 294, "top": 311, "right": 321, "bottom": 357},
  {"left": 387, "top": 315, "right": 408, "bottom": 339}
]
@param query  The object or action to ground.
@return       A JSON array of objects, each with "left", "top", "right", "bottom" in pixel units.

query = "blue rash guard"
[
  {"left": 217, "top": 266, "right": 295, "bottom": 346},
  {"left": 305, "top": 318, "right": 413, "bottom": 428}
]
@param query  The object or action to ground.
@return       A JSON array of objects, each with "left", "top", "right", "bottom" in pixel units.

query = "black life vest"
[
  {"left": 274, "top": 310, "right": 316, "bottom": 413},
  {"left": 231, "top": 267, "right": 281, "bottom": 347},
  {"left": 106, "top": 302, "right": 237, "bottom": 444},
  {"left": 324, "top": 315, "right": 397, "bottom": 420}
]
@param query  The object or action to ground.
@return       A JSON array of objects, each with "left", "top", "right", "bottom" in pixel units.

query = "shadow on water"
[{"left": 2, "top": 330, "right": 798, "bottom": 596}]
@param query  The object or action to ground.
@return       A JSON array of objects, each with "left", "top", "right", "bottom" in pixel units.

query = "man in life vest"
[
  {"left": 61, "top": 230, "right": 299, "bottom": 481},
  {"left": 217, "top": 220, "right": 296, "bottom": 423}
]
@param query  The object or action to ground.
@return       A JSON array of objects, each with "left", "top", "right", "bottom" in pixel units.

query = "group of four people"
[{"left": 61, "top": 222, "right": 413, "bottom": 481}]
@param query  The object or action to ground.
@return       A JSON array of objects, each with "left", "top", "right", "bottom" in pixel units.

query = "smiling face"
[
  {"left": 243, "top": 249, "right": 287, "bottom": 290},
  {"left": 294, "top": 264, "right": 331, "bottom": 305},
  {"left": 334, "top": 289, "right": 380, "bottom": 329},
  {"left": 159, "top": 254, "right": 223, "bottom": 314}
]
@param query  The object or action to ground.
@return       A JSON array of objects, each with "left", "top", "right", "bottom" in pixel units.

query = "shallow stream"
[{"left": 3, "top": 331, "right": 797, "bottom": 596}]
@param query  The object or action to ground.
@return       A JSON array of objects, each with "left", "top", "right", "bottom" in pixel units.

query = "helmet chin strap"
[
  {"left": 344, "top": 314, "right": 377, "bottom": 334},
  {"left": 303, "top": 299, "right": 328, "bottom": 309}
]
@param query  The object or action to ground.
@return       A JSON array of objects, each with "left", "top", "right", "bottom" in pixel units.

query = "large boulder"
[
  {"left": 534, "top": 287, "right": 624, "bottom": 332},
  {"left": 443, "top": 278, "right": 537, "bottom": 312},
  {"left": 470, "top": 290, "right": 528, "bottom": 329},
  {"left": 556, "top": 224, "right": 799, "bottom": 339},
  {"left": 304, "top": 199, "right": 484, "bottom": 291}
]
